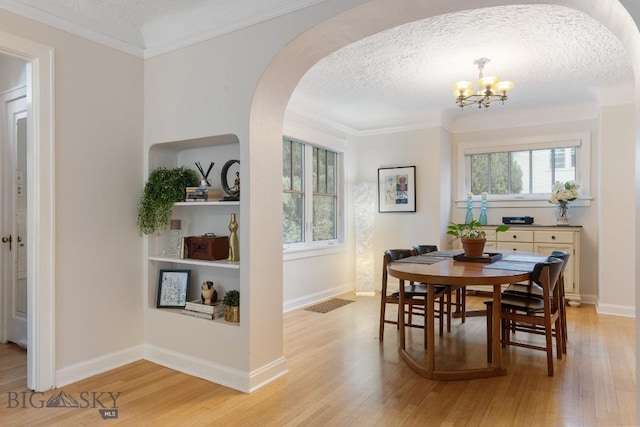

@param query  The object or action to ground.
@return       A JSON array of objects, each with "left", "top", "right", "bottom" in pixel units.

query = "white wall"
[
  {"left": 597, "top": 104, "right": 636, "bottom": 316},
  {"left": 0, "top": 10, "right": 144, "bottom": 380},
  {"left": 349, "top": 127, "right": 451, "bottom": 289},
  {"left": 0, "top": 55, "right": 26, "bottom": 92}
]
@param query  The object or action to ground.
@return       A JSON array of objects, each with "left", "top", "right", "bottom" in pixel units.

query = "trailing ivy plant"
[{"left": 137, "top": 166, "right": 199, "bottom": 235}]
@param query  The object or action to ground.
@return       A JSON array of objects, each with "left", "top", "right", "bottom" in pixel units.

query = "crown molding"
[{"left": 0, "top": 0, "right": 329, "bottom": 59}]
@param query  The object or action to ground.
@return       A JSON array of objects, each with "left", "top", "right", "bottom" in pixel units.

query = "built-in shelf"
[
  {"left": 174, "top": 201, "right": 239, "bottom": 207},
  {"left": 149, "top": 256, "right": 240, "bottom": 269},
  {"left": 158, "top": 307, "right": 241, "bottom": 326}
]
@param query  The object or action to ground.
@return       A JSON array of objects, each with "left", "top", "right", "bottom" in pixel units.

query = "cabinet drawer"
[
  {"left": 534, "top": 231, "right": 574, "bottom": 244},
  {"left": 497, "top": 242, "right": 534, "bottom": 252},
  {"left": 497, "top": 230, "right": 534, "bottom": 243},
  {"left": 483, "top": 229, "right": 497, "bottom": 241}
]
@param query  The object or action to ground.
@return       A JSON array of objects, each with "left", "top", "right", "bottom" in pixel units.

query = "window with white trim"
[
  {"left": 457, "top": 134, "right": 590, "bottom": 204},
  {"left": 283, "top": 137, "right": 342, "bottom": 248}
]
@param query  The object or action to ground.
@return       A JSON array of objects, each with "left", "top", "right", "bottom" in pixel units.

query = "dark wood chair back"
[{"left": 412, "top": 245, "right": 438, "bottom": 255}]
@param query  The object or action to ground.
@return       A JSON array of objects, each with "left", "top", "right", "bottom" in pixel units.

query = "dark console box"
[
  {"left": 187, "top": 235, "right": 229, "bottom": 260},
  {"left": 502, "top": 216, "right": 534, "bottom": 225}
]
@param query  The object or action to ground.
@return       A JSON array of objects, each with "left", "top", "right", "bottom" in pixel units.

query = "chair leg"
[
  {"left": 486, "top": 302, "right": 492, "bottom": 363},
  {"left": 560, "top": 277, "right": 568, "bottom": 353},
  {"left": 555, "top": 316, "right": 563, "bottom": 360},
  {"left": 438, "top": 296, "right": 444, "bottom": 337},
  {"left": 544, "top": 316, "right": 554, "bottom": 376},
  {"left": 446, "top": 289, "right": 452, "bottom": 333},
  {"left": 502, "top": 310, "right": 510, "bottom": 349},
  {"left": 460, "top": 287, "right": 466, "bottom": 323},
  {"left": 379, "top": 295, "right": 386, "bottom": 341}
]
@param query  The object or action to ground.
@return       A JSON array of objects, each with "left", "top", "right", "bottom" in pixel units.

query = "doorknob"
[{"left": 1, "top": 234, "right": 11, "bottom": 250}]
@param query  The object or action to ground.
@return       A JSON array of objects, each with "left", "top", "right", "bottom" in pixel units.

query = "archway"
[{"left": 250, "top": 0, "right": 640, "bottom": 404}]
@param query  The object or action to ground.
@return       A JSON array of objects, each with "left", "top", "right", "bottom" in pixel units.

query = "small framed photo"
[
  {"left": 378, "top": 166, "right": 416, "bottom": 213},
  {"left": 156, "top": 269, "right": 191, "bottom": 308}
]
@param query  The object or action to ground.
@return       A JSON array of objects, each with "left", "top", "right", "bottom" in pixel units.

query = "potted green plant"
[
  {"left": 447, "top": 220, "right": 510, "bottom": 257},
  {"left": 137, "top": 166, "right": 199, "bottom": 235},
  {"left": 223, "top": 289, "right": 240, "bottom": 322}
]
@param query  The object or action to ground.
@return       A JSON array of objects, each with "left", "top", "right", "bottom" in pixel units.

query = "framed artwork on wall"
[
  {"left": 156, "top": 269, "right": 191, "bottom": 308},
  {"left": 377, "top": 166, "right": 416, "bottom": 213}
]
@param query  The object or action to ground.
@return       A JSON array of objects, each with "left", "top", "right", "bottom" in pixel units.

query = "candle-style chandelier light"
[{"left": 452, "top": 58, "right": 514, "bottom": 109}]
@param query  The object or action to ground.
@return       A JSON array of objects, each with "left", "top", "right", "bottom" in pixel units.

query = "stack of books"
[
  {"left": 181, "top": 300, "right": 225, "bottom": 320},
  {"left": 185, "top": 186, "right": 208, "bottom": 202}
]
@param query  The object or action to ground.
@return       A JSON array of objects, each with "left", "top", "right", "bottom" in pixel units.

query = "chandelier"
[{"left": 452, "top": 58, "right": 513, "bottom": 109}]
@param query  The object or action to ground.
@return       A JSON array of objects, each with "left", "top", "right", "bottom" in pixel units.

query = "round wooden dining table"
[{"left": 387, "top": 257, "right": 531, "bottom": 380}]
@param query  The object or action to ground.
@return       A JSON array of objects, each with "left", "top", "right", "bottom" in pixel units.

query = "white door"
[{"left": 3, "top": 96, "right": 27, "bottom": 347}]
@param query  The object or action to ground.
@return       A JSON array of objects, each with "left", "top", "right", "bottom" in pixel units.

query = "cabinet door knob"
[
  {"left": 551, "top": 235, "right": 556, "bottom": 240},
  {"left": 512, "top": 235, "right": 517, "bottom": 239}
]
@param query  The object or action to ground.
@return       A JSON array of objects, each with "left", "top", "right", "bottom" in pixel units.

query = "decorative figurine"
[
  {"left": 221, "top": 159, "right": 240, "bottom": 201},
  {"left": 233, "top": 171, "right": 240, "bottom": 192},
  {"left": 228, "top": 213, "right": 239, "bottom": 262},
  {"left": 201, "top": 281, "right": 217, "bottom": 305}
]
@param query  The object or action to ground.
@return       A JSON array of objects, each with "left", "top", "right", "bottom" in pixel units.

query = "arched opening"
[{"left": 249, "top": 0, "right": 639, "bottom": 400}]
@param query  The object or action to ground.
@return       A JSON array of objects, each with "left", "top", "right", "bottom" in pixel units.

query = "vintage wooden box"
[{"left": 187, "top": 235, "right": 229, "bottom": 261}]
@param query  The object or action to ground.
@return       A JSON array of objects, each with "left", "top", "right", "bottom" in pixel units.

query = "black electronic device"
[{"left": 502, "top": 216, "right": 534, "bottom": 225}]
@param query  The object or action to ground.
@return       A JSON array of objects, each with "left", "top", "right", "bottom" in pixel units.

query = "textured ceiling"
[
  {"left": 1, "top": 2, "right": 633, "bottom": 133},
  {"left": 287, "top": 4, "right": 633, "bottom": 132}
]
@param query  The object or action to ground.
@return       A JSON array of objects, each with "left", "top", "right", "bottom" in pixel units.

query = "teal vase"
[
  {"left": 465, "top": 197, "right": 474, "bottom": 224},
  {"left": 479, "top": 199, "right": 487, "bottom": 225}
]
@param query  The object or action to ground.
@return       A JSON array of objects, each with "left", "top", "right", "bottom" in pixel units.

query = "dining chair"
[
  {"left": 412, "top": 244, "right": 466, "bottom": 328},
  {"left": 502, "top": 250, "right": 569, "bottom": 353},
  {"left": 485, "top": 256, "right": 565, "bottom": 376},
  {"left": 411, "top": 244, "right": 438, "bottom": 255},
  {"left": 379, "top": 249, "right": 448, "bottom": 347}
]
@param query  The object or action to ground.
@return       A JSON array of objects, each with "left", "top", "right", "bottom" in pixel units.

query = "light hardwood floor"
[{"left": 0, "top": 295, "right": 635, "bottom": 426}]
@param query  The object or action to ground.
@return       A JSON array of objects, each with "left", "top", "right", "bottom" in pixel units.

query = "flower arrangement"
[
  {"left": 549, "top": 180, "right": 580, "bottom": 205},
  {"left": 549, "top": 180, "right": 580, "bottom": 225}
]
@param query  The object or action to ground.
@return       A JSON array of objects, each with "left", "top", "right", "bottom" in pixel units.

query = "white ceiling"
[
  {"left": 1, "top": 0, "right": 329, "bottom": 56},
  {"left": 1, "top": 1, "right": 633, "bottom": 133}
]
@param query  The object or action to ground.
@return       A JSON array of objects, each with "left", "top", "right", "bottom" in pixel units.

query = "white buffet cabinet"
[{"left": 456, "top": 225, "right": 582, "bottom": 306}]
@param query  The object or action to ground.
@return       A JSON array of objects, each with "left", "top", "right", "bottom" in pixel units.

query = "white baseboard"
[
  {"left": 144, "top": 344, "right": 287, "bottom": 393},
  {"left": 596, "top": 302, "right": 636, "bottom": 317},
  {"left": 355, "top": 291, "right": 376, "bottom": 296},
  {"left": 248, "top": 357, "right": 288, "bottom": 393},
  {"left": 56, "top": 345, "right": 144, "bottom": 388},
  {"left": 283, "top": 283, "right": 354, "bottom": 313},
  {"left": 55, "top": 342, "right": 287, "bottom": 394}
]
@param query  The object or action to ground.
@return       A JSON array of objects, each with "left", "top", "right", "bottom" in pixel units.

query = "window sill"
[
  {"left": 454, "top": 197, "right": 592, "bottom": 209},
  {"left": 283, "top": 242, "right": 347, "bottom": 261}
]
